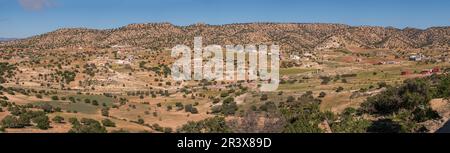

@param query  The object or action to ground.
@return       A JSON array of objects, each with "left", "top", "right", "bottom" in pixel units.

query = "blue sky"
[{"left": 1, "top": 0, "right": 449, "bottom": 38}]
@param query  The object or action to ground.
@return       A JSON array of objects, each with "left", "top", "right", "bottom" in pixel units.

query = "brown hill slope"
[{"left": 1, "top": 23, "right": 449, "bottom": 52}]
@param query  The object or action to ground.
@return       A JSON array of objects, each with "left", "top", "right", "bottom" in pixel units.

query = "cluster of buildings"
[
  {"left": 288, "top": 52, "right": 321, "bottom": 68},
  {"left": 408, "top": 53, "right": 450, "bottom": 63},
  {"left": 409, "top": 54, "right": 426, "bottom": 61}
]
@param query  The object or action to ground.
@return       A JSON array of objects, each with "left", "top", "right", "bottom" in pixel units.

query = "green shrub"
[
  {"left": 101, "top": 119, "right": 116, "bottom": 127},
  {"left": 101, "top": 107, "right": 109, "bottom": 117},
  {"left": 52, "top": 116, "right": 64, "bottom": 123},
  {"left": 260, "top": 94, "right": 268, "bottom": 101},
  {"left": 1, "top": 115, "right": 26, "bottom": 128},
  {"left": 69, "top": 118, "right": 107, "bottom": 133},
  {"left": 51, "top": 95, "right": 59, "bottom": 100},
  {"left": 178, "top": 117, "right": 231, "bottom": 133},
  {"left": 32, "top": 115, "right": 50, "bottom": 130}
]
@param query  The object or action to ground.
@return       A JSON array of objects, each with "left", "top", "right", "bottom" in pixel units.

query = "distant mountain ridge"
[
  {"left": 0, "top": 38, "right": 17, "bottom": 42},
  {"left": 1, "top": 23, "right": 449, "bottom": 52}
]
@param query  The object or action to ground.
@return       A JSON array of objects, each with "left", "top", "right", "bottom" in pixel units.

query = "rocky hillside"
[{"left": 1, "top": 23, "right": 449, "bottom": 52}]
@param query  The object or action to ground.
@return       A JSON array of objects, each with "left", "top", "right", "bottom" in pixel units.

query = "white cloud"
[{"left": 18, "top": 0, "right": 54, "bottom": 11}]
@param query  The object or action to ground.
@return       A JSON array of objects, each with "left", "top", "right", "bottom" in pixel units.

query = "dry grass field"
[{"left": 1, "top": 45, "right": 449, "bottom": 133}]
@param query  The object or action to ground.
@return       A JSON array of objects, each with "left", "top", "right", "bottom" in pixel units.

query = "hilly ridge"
[
  {"left": 0, "top": 38, "right": 17, "bottom": 42},
  {"left": 1, "top": 23, "right": 449, "bottom": 52}
]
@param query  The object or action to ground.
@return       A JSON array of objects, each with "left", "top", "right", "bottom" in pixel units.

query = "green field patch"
[
  {"left": 71, "top": 94, "right": 115, "bottom": 107},
  {"left": 278, "top": 82, "right": 318, "bottom": 91},
  {"left": 34, "top": 94, "right": 115, "bottom": 114},
  {"left": 34, "top": 101, "right": 99, "bottom": 114},
  {"left": 280, "top": 68, "right": 315, "bottom": 75}
]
